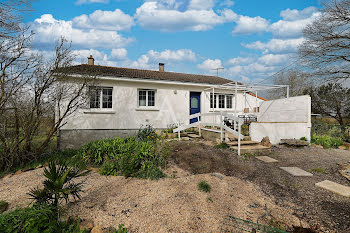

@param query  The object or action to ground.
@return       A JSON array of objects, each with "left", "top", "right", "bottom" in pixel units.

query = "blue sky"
[{"left": 25, "top": 0, "right": 322, "bottom": 83}]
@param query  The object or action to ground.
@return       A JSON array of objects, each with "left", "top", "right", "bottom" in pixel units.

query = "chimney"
[
  {"left": 88, "top": 55, "right": 95, "bottom": 65},
  {"left": 159, "top": 63, "right": 164, "bottom": 72}
]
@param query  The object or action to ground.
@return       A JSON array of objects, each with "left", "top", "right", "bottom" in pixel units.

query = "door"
[{"left": 190, "top": 92, "right": 201, "bottom": 124}]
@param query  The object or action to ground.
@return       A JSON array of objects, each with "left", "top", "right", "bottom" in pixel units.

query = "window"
[
  {"left": 218, "top": 95, "right": 225, "bottom": 109},
  {"left": 191, "top": 97, "right": 199, "bottom": 108},
  {"left": 210, "top": 93, "right": 234, "bottom": 109},
  {"left": 226, "top": 95, "right": 233, "bottom": 109},
  {"left": 89, "top": 87, "right": 113, "bottom": 109},
  {"left": 210, "top": 93, "right": 217, "bottom": 108},
  {"left": 139, "top": 89, "right": 156, "bottom": 107}
]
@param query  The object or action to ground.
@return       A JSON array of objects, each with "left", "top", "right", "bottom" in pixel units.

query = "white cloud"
[
  {"left": 197, "top": 59, "right": 223, "bottom": 72},
  {"left": 120, "top": 48, "right": 197, "bottom": 70},
  {"left": 243, "top": 38, "right": 305, "bottom": 54},
  {"left": 129, "top": 55, "right": 152, "bottom": 69},
  {"left": 75, "top": 0, "right": 109, "bottom": 5},
  {"left": 147, "top": 49, "right": 196, "bottom": 62},
  {"left": 280, "top": 6, "right": 318, "bottom": 21},
  {"left": 73, "top": 9, "right": 134, "bottom": 31},
  {"left": 32, "top": 14, "right": 133, "bottom": 49},
  {"left": 135, "top": 2, "right": 237, "bottom": 32},
  {"left": 188, "top": 0, "right": 216, "bottom": 10},
  {"left": 270, "top": 11, "right": 320, "bottom": 38},
  {"left": 110, "top": 48, "right": 128, "bottom": 60},
  {"left": 227, "top": 56, "right": 253, "bottom": 66},
  {"left": 258, "top": 54, "right": 291, "bottom": 66},
  {"left": 220, "top": 0, "right": 234, "bottom": 7},
  {"left": 232, "top": 15, "right": 269, "bottom": 35}
]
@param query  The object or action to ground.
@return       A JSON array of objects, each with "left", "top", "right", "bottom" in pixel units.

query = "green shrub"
[
  {"left": 300, "top": 137, "right": 307, "bottom": 141},
  {"left": 137, "top": 125, "right": 159, "bottom": 141},
  {"left": 115, "top": 224, "right": 128, "bottom": 233},
  {"left": 28, "top": 161, "right": 88, "bottom": 210},
  {"left": 0, "top": 205, "right": 85, "bottom": 233},
  {"left": 311, "top": 133, "right": 344, "bottom": 149},
  {"left": 198, "top": 181, "right": 211, "bottom": 193},
  {"left": 78, "top": 136, "right": 169, "bottom": 180},
  {"left": 214, "top": 142, "right": 229, "bottom": 149},
  {"left": 0, "top": 200, "right": 8, "bottom": 213}
]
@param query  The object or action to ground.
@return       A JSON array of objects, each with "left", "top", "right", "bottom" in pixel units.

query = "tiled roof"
[{"left": 57, "top": 64, "right": 232, "bottom": 85}]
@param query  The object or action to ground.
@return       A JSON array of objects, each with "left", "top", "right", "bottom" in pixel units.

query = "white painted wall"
[
  {"left": 61, "top": 79, "right": 263, "bottom": 131},
  {"left": 250, "top": 95, "right": 312, "bottom": 144}
]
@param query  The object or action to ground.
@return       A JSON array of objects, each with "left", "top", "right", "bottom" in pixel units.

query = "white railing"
[{"left": 173, "top": 112, "right": 244, "bottom": 155}]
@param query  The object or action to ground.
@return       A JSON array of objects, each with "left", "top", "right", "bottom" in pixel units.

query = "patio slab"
[
  {"left": 315, "top": 180, "right": 350, "bottom": 197},
  {"left": 280, "top": 167, "right": 313, "bottom": 177},
  {"left": 256, "top": 156, "right": 278, "bottom": 163}
]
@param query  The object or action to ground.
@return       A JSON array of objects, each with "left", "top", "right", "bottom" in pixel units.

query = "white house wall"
[
  {"left": 58, "top": 78, "right": 265, "bottom": 148},
  {"left": 249, "top": 95, "right": 312, "bottom": 144}
]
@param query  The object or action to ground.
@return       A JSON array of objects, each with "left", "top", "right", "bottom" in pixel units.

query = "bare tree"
[
  {"left": 299, "top": 0, "right": 350, "bottom": 81},
  {"left": 305, "top": 82, "right": 350, "bottom": 130},
  {"left": 268, "top": 70, "right": 313, "bottom": 99},
  {"left": 0, "top": 37, "right": 94, "bottom": 170},
  {"left": 0, "top": 0, "right": 32, "bottom": 38}
]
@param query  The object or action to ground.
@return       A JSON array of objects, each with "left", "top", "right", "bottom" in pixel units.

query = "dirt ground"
[
  {"left": 169, "top": 141, "right": 350, "bottom": 233},
  {"left": 0, "top": 141, "right": 349, "bottom": 232}
]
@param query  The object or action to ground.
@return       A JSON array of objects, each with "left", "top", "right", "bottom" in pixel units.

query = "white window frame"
[
  {"left": 210, "top": 93, "right": 234, "bottom": 110},
  {"left": 89, "top": 87, "right": 113, "bottom": 109},
  {"left": 138, "top": 89, "right": 156, "bottom": 107}
]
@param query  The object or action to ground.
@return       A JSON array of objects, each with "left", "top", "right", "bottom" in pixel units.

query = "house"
[{"left": 57, "top": 56, "right": 311, "bottom": 149}]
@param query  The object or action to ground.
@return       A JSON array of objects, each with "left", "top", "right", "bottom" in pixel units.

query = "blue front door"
[{"left": 190, "top": 92, "right": 201, "bottom": 124}]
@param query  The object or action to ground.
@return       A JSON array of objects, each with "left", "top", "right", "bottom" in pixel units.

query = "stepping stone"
[
  {"left": 187, "top": 134, "right": 201, "bottom": 138},
  {"left": 256, "top": 156, "right": 278, "bottom": 163},
  {"left": 280, "top": 167, "right": 313, "bottom": 177},
  {"left": 316, "top": 180, "right": 350, "bottom": 197}
]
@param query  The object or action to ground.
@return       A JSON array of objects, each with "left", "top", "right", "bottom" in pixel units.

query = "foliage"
[
  {"left": 0, "top": 201, "right": 8, "bottom": 213},
  {"left": 115, "top": 224, "right": 128, "bottom": 233},
  {"left": 300, "top": 137, "right": 307, "bottom": 141},
  {"left": 309, "top": 168, "right": 328, "bottom": 174},
  {"left": 241, "top": 124, "right": 249, "bottom": 136},
  {"left": 198, "top": 181, "right": 211, "bottom": 193},
  {"left": 305, "top": 83, "right": 350, "bottom": 129},
  {"left": 28, "top": 161, "right": 88, "bottom": 210},
  {"left": 311, "top": 133, "right": 344, "bottom": 149},
  {"left": 78, "top": 136, "right": 169, "bottom": 180},
  {"left": 214, "top": 142, "right": 230, "bottom": 149},
  {"left": 137, "top": 125, "right": 159, "bottom": 141},
  {"left": 0, "top": 205, "right": 86, "bottom": 233}
]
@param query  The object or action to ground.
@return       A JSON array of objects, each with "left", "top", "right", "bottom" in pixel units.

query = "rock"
[
  {"left": 0, "top": 201, "right": 8, "bottom": 213},
  {"left": 243, "top": 136, "right": 251, "bottom": 141},
  {"left": 344, "top": 142, "right": 350, "bottom": 150},
  {"left": 280, "top": 139, "right": 309, "bottom": 147},
  {"left": 211, "top": 173, "right": 224, "bottom": 180},
  {"left": 311, "top": 144, "right": 323, "bottom": 149},
  {"left": 91, "top": 226, "right": 103, "bottom": 233},
  {"left": 260, "top": 136, "right": 272, "bottom": 148},
  {"left": 15, "top": 170, "right": 22, "bottom": 175},
  {"left": 339, "top": 145, "right": 346, "bottom": 150},
  {"left": 80, "top": 219, "right": 94, "bottom": 231}
]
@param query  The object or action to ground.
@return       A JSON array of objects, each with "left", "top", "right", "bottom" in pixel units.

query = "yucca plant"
[{"left": 28, "top": 161, "right": 89, "bottom": 213}]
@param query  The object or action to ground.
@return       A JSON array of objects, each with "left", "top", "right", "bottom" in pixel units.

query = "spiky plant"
[{"left": 28, "top": 161, "right": 89, "bottom": 212}]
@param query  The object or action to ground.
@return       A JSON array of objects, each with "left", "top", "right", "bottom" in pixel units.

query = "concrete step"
[
  {"left": 226, "top": 141, "right": 259, "bottom": 146},
  {"left": 231, "top": 144, "right": 271, "bottom": 154}
]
